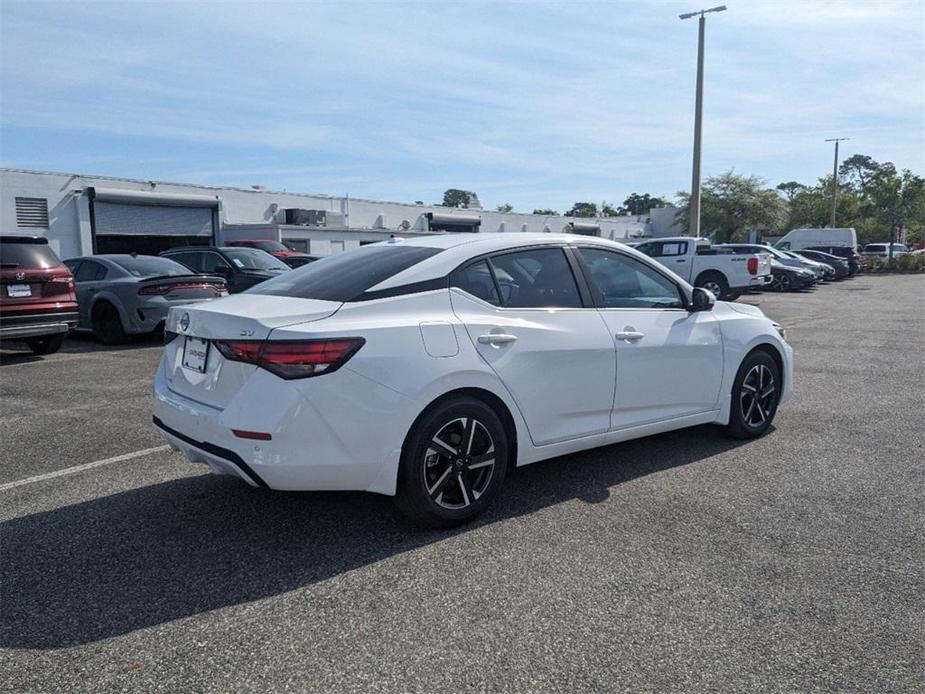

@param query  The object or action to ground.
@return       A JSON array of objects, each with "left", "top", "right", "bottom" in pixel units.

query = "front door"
[
  {"left": 450, "top": 247, "right": 616, "bottom": 446},
  {"left": 575, "top": 246, "right": 724, "bottom": 430}
]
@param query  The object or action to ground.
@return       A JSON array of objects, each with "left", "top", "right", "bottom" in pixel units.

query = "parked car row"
[{"left": 1, "top": 235, "right": 305, "bottom": 352}]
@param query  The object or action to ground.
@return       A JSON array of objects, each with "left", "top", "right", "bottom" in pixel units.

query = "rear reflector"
[
  {"left": 747, "top": 257, "right": 758, "bottom": 275},
  {"left": 232, "top": 429, "right": 272, "bottom": 441},
  {"left": 214, "top": 338, "right": 365, "bottom": 380}
]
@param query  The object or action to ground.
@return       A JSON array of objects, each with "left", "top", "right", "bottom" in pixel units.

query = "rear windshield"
[
  {"left": 111, "top": 255, "right": 195, "bottom": 277},
  {"left": 249, "top": 241, "right": 290, "bottom": 252},
  {"left": 223, "top": 248, "right": 290, "bottom": 271},
  {"left": 248, "top": 245, "right": 443, "bottom": 301},
  {"left": 0, "top": 240, "right": 61, "bottom": 269}
]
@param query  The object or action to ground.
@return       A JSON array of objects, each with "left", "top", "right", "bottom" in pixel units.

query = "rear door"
[
  {"left": 72, "top": 259, "right": 109, "bottom": 325},
  {"left": 575, "top": 246, "right": 724, "bottom": 430},
  {"left": 450, "top": 246, "right": 616, "bottom": 446}
]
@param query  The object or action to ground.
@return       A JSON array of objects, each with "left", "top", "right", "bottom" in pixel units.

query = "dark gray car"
[{"left": 63, "top": 255, "right": 228, "bottom": 344}]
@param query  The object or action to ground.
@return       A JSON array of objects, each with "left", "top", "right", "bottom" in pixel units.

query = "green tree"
[
  {"left": 565, "top": 202, "right": 598, "bottom": 218},
  {"left": 618, "top": 193, "right": 668, "bottom": 216},
  {"left": 864, "top": 169, "right": 925, "bottom": 250},
  {"left": 776, "top": 181, "right": 805, "bottom": 202},
  {"left": 601, "top": 202, "right": 619, "bottom": 217},
  {"left": 675, "top": 171, "right": 785, "bottom": 242},
  {"left": 441, "top": 189, "right": 477, "bottom": 208},
  {"left": 495, "top": 203, "right": 514, "bottom": 213},
  {"left": 839, "top": 154, "right": 896, "bottom": 191},
  {"left": 532, "top": 208, "right": 557, "bottom": 216}
]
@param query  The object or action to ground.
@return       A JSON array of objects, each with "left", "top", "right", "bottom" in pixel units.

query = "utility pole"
[
  {"left": 680, "top": 5, "right": 726, "bottom": 238},
  {"left": 825, "top": 137, "right": 849, "bottom": 228}
]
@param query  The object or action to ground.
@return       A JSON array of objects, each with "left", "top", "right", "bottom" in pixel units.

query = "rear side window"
[
  {"left": 452, "top": 260, "right": 501, "bottom": 305},
  {"left": 0, "top": 240, "right": 61, "bottom": 269},
  {"left": 488, "top": 248, "right": 582, "bottom": 308},
  {"left": 166, "top": 252, "right": 203, "bottom": 272},
  {"left": 75, "top": 260, "right": 108, "bottom": 282},
  {"left": 248, "top": 245, "right": 443, "bottom": 301}
]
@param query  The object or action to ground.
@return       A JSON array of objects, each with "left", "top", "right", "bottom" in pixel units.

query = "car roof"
[{"left": 364, "top": 233, "right": 672, "bottom": 294}]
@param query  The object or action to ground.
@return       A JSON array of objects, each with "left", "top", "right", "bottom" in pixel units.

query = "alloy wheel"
[
  {"left": 702, "top": 280, "right": 722, "bottom": 298},
  {"left": 739, "top": 364, "right": 776, "bottom": 428},
  {"left": 423, "top": 417, "right": 496, "bottom": 509}
]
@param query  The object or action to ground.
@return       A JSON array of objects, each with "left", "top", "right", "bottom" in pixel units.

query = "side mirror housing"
[{"left": 690, "top": 286, "right": 716, "bottom": 312}]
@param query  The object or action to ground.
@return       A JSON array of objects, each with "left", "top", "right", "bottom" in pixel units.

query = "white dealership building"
[{"left": 1, "top": 168, "right": 676, "bottom": 259}]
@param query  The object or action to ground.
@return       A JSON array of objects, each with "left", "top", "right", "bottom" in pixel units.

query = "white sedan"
[{"left": 153, "top": 234, "right": 793, "bottom": 527}]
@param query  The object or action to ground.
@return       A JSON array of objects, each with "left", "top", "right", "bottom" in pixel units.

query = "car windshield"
[
  {"left": 248, "top": 244, "right": 443, "bottom": 301},
  {"left": 0, "top": 240, "right": 61, "bottom": 269},
  {"left": 111, "top": 255, "right": 196, "bottom": 277},
  {"left": 865, "top": 244, "right": 886, "bottom": 251},
  {"left": 223, "top": 248, "right": 290, "bottom": 271}
]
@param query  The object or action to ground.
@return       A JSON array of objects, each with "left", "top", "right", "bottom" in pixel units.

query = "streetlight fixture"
[
  {"left": 680, "top": 5, "right": 727, "bottom": 237},
  {"left": 825, "top": 137, "right": 849, "bottom": 228}
]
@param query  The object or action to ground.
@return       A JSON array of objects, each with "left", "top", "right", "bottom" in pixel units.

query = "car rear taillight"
[
  {"left": 213, "top": 338, "right": 364, "bottom": 379},
  {"left": 747, "top": 257, "right": 758, "bottom": 275},
  {"left": 139, "top": 282, "right": 227, "bottom": 296}
]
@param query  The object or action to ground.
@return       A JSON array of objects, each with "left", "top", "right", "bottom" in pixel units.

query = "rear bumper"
[
  {"left": 749, "top": 274, "right": 773, "bottom": 287},
  {"left": 151, "top": 356, "right": 409, "bottom": 495},
  {"left": 0, "top": 311, "right": 78, "bottom": 340}
]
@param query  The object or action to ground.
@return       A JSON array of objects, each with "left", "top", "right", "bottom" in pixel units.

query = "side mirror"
[{"left": 691, "top": 286, "right": 716, "bottom": 312}]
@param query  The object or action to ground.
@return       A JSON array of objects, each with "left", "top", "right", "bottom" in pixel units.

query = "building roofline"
[{"left": 0, "top": 166, "right": 650, "bottom": 222}]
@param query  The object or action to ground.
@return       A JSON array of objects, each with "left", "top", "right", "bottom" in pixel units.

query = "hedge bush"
[{"left": 864, "top": 255, "right": 925, "bottom": 273}]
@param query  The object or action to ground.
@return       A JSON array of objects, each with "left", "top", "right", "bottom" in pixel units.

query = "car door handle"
[
  {"left": 675, "top": 258, "right": 686, "bottom": 263},
  {"left": 615, "top": 331, "right": 644, "bottom": 342},
  {"left": 478, "top": 333, "right": 517, "bottom": 345}
]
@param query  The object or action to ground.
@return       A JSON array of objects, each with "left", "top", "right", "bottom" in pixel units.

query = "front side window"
[
  {"left": 578, "top": 247, "right": 684, "bottom": 309},
  {"left": 201, "top": 253, "right": 232, "bottom": 273},
  {"left": 487, "top": 248, "right": 582, "bottom": 308}
]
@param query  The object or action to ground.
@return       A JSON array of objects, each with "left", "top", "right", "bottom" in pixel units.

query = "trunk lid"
[{"left": 163, "top": 294, "right": 341, "bottom": 409}]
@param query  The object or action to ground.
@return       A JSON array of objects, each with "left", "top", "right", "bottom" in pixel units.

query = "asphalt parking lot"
[{"left": 2, "top": 274, "right": 923, "bottom": 693}]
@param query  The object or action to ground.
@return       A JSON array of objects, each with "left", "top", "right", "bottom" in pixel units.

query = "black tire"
[
  {"left": 395, "top": 396, "right": 509, "bottom": 528},
  {"left": 771, "top": 273, "right": 792, "bottom": 292},
  {"left": 92, "top": 301, "right": 127, "bottom": 345},
  {"left": 26, "top": 333, "right": 65, "bottom": 355},
  {"left": 695, "top": 272, "right": 729, "bottom": 301},
  {"left": 727, "top": 350, "right": 781, "bottom": 439},
  {"left": 724, "top": 289, "right": 743, "bottom": 302}
]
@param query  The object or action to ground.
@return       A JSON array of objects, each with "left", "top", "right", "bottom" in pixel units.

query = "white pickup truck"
[{"left": 631, "top": 237, "right": 772, "bottom": 300}]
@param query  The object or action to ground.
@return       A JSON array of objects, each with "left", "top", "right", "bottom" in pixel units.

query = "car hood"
[{"left": 725, "top": 302, "right": 766, "bottom": 318}]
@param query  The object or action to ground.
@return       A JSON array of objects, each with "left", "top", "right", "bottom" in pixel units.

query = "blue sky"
[{"left": 1, "top": 0, "right": 922, "bottom": 212}]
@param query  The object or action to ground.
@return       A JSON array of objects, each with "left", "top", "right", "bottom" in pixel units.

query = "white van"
[{"left": 775, "top": 228, "right": 857, "bottom": 251}]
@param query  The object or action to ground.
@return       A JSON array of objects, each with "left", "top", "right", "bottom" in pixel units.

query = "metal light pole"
[
  {"left": 680, "top": 5, "right": 726, "bottom": 238},
  {"left": 825, "top": 137, "right": 849, "bottom": 227}
]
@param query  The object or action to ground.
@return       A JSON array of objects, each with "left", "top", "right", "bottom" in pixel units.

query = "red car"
[
  {"left": 1, "top": 235, "right": 78, "bottom": 354},
  {"left": 225, "top": 239, "right": 316, "bottom": 268}
]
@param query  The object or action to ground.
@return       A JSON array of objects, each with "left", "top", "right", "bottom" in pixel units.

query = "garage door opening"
[{"left": 89, "top": 187, "right": 218, "bottom": 255}]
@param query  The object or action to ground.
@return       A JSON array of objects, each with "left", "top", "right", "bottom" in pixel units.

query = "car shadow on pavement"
[
  {"left": 0, "top": 333, "right": 163, "bottom": 365},
  {"left": 1, "top": 425, "right": 755, "bottom": 650}
]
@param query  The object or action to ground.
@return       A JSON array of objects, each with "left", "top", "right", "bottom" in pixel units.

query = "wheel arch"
[
  {"left": 743, "top": 342, "right": 785, "bottom": 394},
  {"left": 694, "top": 269, "right": 727, "bottom": 287},
  {"left": 90, "top": 293, "right": 129, "bottom": 328},
  {"left": 402, "top": 387, "right": 519, "bottom": 472}
]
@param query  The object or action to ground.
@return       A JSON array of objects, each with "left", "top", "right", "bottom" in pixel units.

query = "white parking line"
[{"left": 0, "top": 445, "right": 171, "bottom": 492}]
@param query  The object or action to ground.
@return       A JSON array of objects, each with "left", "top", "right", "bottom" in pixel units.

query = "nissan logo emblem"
[
  {"left": 179, "top": 313, "right": 190, "bottom": 332},
  {"left": 15, "top": 272, "right": 25, "bottom": 281}
]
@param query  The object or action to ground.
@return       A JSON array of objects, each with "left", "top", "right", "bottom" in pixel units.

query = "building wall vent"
[{"left": 15, "top": 197, "right": 50, "bottom": 228}]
